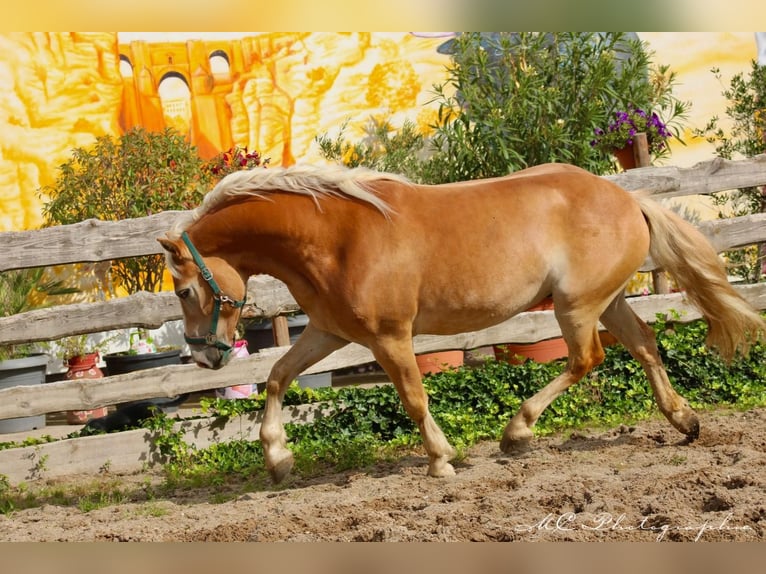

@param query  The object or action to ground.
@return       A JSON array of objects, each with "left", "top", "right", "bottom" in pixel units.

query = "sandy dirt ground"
[{"left": 1, "top": 406, "right": 764, "bottom": 542}]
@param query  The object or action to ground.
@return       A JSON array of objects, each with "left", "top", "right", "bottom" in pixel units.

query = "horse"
[{"left": 158, "top": 162, "right": 765, "bottom": 483}]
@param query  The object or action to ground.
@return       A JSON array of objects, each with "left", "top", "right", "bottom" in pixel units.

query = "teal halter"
[{"left": 180, "top": 232, "right": 246, "bottom": 361}]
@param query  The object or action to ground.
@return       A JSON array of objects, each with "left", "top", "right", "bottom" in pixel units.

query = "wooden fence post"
[{"left": 271, "top": 316, "right": 291, "bottom": 346}]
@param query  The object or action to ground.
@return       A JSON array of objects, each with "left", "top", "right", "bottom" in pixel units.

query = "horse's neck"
[{"left": 193, "top": 198, "right": 327, "bottom": 297}]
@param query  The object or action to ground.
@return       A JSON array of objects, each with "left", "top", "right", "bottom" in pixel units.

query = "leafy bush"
[
  {"left": 318, "top": 32, "right": 690, "bottom": 182},
  {"left": 39, "top": 128, "right": 210, "bottom": 294},
  {"left": 39, "top": 128, "right": 267, "bottom": 294},
  {"left": 165, "top": 316, "right": 766, "bottom": 481},
  {"left": 694, "top": 60, "right": 766, "bottom": 283}
]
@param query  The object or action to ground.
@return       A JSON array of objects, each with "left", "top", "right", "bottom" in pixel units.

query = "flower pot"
[
  {"left": 104, "top": 349, "right": 184, "bottom": 412},
  {"left": 64, "top": 353, "right": 109, "bottom": 424},
  {"left": 493, "top": 297, "right": 565, "bottom": 364},
  {"left": 613, "top": 144, "right": 637, "bottom": 171},
  {"left": 0, "top": 354, "right": 48, "bottom": 433},
  {"left": 494, "top": 339, "right": 569, "bottom": 364},
  {"left": 244, "top": 314, "right": 313, "bottom": 352},
  {"left": 245, "top": 314, "right": 332, "bottom": 389},
  {"left": 415, "top": 350, "right": 464, "bottom": 376},
  {"left": 104, "top": 349, "right": 182, "bottom": 375}
]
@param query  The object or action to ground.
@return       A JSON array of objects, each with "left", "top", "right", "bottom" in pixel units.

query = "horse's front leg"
[
  {"left": 370, "top": 336, "right": 457, "bottom": 477},
  {"left": 259, "top": 324, "right": 349, "bottom": 483}
]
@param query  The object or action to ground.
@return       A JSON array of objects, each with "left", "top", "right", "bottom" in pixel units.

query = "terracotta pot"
[
  {"left": 527, "top": 297, "right": 555, "bottom": 312},
  {"left": 415, "top": 350, "right": 464, "bottom": 376},
  {"left": 65, "top": 353, "right": 109, "bottom": 424},
  {"left": 613, "top": 144, "right": 637, "bottom": 171},
  {"left": 493, "top": 297, "right": 564, "bottom": 364},
  {"left": 494, "top": 339, "right": 568, "bottom": 365},
  {"left": 494, "top": 333, "right": 618, "bottom": 365}
]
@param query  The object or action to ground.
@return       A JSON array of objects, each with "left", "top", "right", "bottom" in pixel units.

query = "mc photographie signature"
[{"left": 515, "top": 512, "right": 752, "bottom": 541}]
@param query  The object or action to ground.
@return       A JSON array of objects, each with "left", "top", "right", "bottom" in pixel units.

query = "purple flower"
[{"left": 592, "top": 106, "right": 671, "bottom": 157}]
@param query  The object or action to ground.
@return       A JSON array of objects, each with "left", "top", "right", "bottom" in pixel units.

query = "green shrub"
[
  {"left": 182, "top": 316, "right": 766, "bottom": 480},
  {"left": 39, "top": 129, "right": 267, "bottom": 294},
  {"left": 318, "top": 33, "right": 690, "bottom": 182},
  {"left": 694, "top": 60, "right": 766, "bottom": 283}
]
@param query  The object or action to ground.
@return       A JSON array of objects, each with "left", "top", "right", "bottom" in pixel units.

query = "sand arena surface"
[{"left": 1, "top": 406, "right": 764, "bottom": 542}]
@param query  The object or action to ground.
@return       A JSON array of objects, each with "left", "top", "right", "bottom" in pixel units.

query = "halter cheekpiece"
[{"left": 180, "top": 231, "right": 246, "bottom": 359}]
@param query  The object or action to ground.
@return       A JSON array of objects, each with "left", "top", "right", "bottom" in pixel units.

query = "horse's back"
[{"left": 364, "top": 164, "right": 650, "bottom": 335}]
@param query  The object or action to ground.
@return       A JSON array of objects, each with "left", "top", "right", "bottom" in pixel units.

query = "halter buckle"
[{"left": 217, "top": 294, "right": 237, "bottom": 306}]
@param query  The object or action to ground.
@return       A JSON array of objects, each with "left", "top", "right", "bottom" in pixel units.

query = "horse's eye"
[{"left": 177, "top": 288, "right": 191, "bottom": 300}]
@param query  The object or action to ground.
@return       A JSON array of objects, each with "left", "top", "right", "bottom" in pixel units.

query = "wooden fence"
[{"left": 1, "top": 155, "right": 766, "bottom": 482}]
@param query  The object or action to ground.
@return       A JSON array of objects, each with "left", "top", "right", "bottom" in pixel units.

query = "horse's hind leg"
[
  {"left": 370, "top": 336, "right": 456, "bottom": 477},
  {"left": 599, "top": 294, "right": 699, "bottom": 439},
  {"left": 260, "top": 323, "right": 349, "bottom": 483},
  {"left": 500, "top": 308, "right": 606, "bottom": 453}
]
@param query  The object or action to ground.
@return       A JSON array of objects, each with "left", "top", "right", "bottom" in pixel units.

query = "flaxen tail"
[{"left": 635, "top": 192, "right": 765, "bottom": 362}]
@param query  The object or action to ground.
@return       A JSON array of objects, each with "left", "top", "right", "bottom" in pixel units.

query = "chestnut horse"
[{"left": 158, "top": 163, "right": 764, "bottom": 482}]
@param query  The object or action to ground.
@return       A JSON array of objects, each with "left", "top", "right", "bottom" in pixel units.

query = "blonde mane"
[{"left": 170, "top": 164, "right": 410, "bottom": 237}]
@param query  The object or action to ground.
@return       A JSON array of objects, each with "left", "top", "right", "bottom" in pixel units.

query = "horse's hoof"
[
  {"left": 683, "top": 419, "right": 700, "bottom": 443},
  {"left": 427, "top": 459, "right": 455, "bottom": 478},
  {"left": 500, "top": 433, "right": 533, "bottom": 455},
  {"left": 267, "top": 451, "right": 295, "bottom": 484},
  {"left": 670, "top": 410, "right": 700, "bottom": 441}
]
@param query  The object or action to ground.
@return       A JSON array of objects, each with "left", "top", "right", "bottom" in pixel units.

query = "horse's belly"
[{"left": 412, "top": 298, "right": 533, "bottom": 336}]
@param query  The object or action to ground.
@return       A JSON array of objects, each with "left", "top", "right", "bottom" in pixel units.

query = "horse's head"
[{"left": 158, "top": 233, "right": 247, "bottom": 370}]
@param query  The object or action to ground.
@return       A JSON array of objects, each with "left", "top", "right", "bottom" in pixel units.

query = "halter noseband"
[{"left": 180, "top": 232, "right": 246, "bottom": 360}]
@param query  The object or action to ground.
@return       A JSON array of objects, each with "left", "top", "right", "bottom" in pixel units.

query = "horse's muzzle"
[{"left": 191, "top": 346, "right": 233, "bottom": 370}]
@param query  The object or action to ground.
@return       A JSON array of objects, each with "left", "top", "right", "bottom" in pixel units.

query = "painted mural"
[{"left": 0, "top": 32, "right": 763, "bottom": 234}]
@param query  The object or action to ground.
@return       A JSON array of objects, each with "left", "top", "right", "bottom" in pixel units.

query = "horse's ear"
[{"left": 157, "top": 236, "right": 182, "bottom": 258}]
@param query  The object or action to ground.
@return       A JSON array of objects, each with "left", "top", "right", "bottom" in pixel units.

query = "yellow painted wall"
[{"left": 0, "top": 32, "right": 762, "bottom": 234}]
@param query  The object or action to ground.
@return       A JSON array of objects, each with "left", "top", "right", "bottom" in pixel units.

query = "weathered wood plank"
[
  {"left": 0, "top": 211, "right": 185, "bottom": 272},
  {"left": 241, "top": 275, "right": 301, "bottom": 319},
  {"left": 1, "top": 284, "right": 763, "bottom": 421},
  {"left": 698, "top": 213, "right": 766, "bottom": 253},
  {"left": 606, "top": 154, "right": 766, "bottom": 199},
  {"left": 1, "top": 212, "right": 764, "bottom": 345},
  {"left": 0, "top": 275, "right": 300, "bottom": 345},
  {"left": 0, "top": 403, "right": 333, "bottom": 484}
]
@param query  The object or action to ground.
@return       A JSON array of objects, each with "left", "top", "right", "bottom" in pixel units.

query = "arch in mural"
[
  {"left": 119, "top": 54, "right": 133, "bottom": 77},
  {"left": 209, "top": 49, "right": 231, "bottom": 76},
  {"left": 158, "top": 71, "right": 192, "bottom": 135}
]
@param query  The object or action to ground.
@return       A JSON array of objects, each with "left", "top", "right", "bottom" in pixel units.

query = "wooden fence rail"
[
  {"left": 1, "top": 284, "right": 765, "bottom": 422},
  {"left": 0, "top": 155, "right": 765, "bottom": 421}
]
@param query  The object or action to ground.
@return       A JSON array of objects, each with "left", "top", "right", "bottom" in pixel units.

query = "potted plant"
[
  {"left": 54, "top": 334, "right": 121, "bottom": 424},
  {"left": 590, "top": 106, "right": 681, "bottom": 170},
  {"left": 0, "top": 267, "right": 76, "bottom": 433}
]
